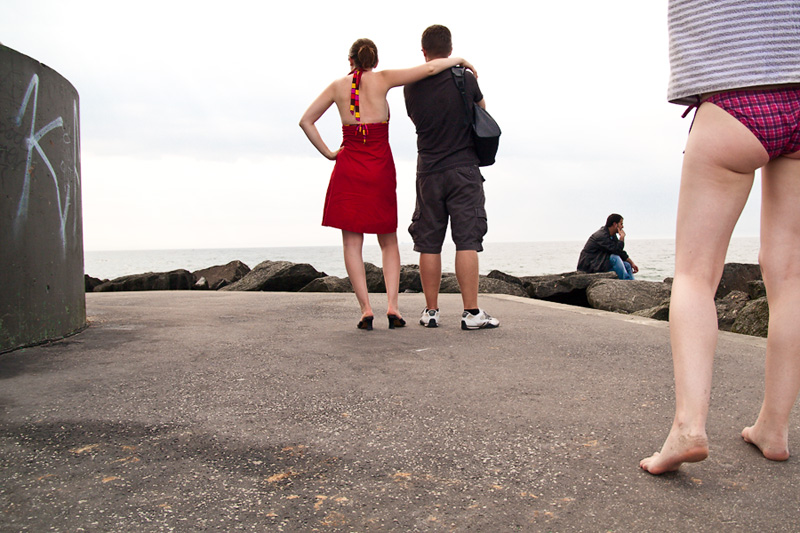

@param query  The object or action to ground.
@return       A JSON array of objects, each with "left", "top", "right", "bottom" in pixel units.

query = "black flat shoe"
[
  {"left": 357, "top": 316, "right": 374, "bottom": 330},
  {"left": 387, "top": 314, "right": 406, "bottom": 329}
]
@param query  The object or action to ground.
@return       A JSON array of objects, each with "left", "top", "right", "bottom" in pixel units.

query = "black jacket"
[{"left": 577, "top": 226, "right": 629, "bottom": 273}]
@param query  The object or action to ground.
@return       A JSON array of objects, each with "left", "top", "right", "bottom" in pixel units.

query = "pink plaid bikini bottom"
[{"left": 705, "top": 87, "right": 800, "bottom": 159}]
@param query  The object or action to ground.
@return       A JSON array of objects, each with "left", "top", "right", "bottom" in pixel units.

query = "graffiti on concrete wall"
[{"left": 12, "top": 73, "right": 80, "bottom": 252}]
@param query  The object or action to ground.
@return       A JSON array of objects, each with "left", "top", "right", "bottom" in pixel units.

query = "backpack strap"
[{"left": 450, "top": 66, "right": 472, "bottom": 127}]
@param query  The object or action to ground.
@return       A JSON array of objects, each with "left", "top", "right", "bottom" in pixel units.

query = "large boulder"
[
  {"left": 221, "top": 260, "right": 325, "bottom": 292},
  {"left": 193, "top": 260, "right": 250, "bottom": 290},
  {"left": 633, "top": 300, "right": 670, "bottom": 321},
  {"left": 364, "top": 262, "right": 386, "bottom": 293},
  {"left": 85, "top": 274, "right": 106, "bottom": 292},
  {"left": 522, "top": 271, "right": 617, "bottom": 307},
  {"left": 586, "top": 279, "right": 672, "bottom": 314},
  {"left": 715, "top": 290, "right": 751, "bottom": 331},
  {"left": 487, "top": 270, "right": 524, "bottom": 286},
  {"left": 439, "top": 273, "right": 461, "bottom": 294},
  {"left": 399, "top": 264, "right": 423, "bottom": 293},
  {"left": 731, "top": 297, "right": 769, "bottom": 338},
  {"left": 94, "top": 270, "right": 195, "bottom": 292},
  {"left": 748, "top": 280, "right": 766, "bottom": 300},
  {"left": 299, "top": 276, "right": 353, "bottom": 293},
  {"left": 716, "top": 263, "right": 762, "bottom": 299},
  {"left": 479, "top": 277, "right": 528, "bottom": 297},
  {"left": 439, "top": 274, "right": 528, "bottom": 297}
]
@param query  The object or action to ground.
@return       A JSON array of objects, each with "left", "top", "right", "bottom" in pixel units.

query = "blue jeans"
[{"left": 609, "top": 254, "right": 634, "bottom": 280}]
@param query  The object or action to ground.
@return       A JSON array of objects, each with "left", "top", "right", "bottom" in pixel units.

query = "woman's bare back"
[{"left": 331, "top": 70, "right": 391, "bottom": 125}]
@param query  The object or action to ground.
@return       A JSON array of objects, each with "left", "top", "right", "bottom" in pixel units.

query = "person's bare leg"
[
  {"left": 342, "top": 230, "right": 372, "bottom": 320},
  {"left": 419, "top": 252, "right": 442, "bottom": 311},
  {"left": 641, "top": 102, "right": 766, "bottom": 474},
  {"left": 455, "top": 249, "right": 479, "bottom": 310},
  {"left": 378, "top": 232, "right": 402, "bottom": 318},
  {"left": 742, "top": 154, "right": 800, "bottom": 461}
]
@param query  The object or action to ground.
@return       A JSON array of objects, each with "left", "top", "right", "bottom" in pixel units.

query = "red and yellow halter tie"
[{"left": 349, "top": 69, "right": 368, "bottom": 142}]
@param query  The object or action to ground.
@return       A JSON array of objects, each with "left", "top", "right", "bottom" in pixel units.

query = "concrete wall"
[{"left": 1, "top": 45, "right": 85, "bottom": 353}]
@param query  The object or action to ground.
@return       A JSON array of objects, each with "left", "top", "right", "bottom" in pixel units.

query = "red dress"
[{"left": 322, "top": 122, "right": 397, "bottom": 234}]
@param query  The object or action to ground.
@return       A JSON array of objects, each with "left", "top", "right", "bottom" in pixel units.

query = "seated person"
[{"left": 577, "top": 214, "right": 638, "bottom": 280}]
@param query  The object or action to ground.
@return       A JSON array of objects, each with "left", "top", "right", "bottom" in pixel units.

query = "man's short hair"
[
  {"left": 605, "top": 213, "right": 623, "bottom": 228},
  {"left": 421, "top": 24, "right": 452, "bottom": 58}
]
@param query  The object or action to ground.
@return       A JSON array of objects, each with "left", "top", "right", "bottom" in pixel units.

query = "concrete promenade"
[{"left": 1, "top": 291, "right": 798, "bottom": 531}]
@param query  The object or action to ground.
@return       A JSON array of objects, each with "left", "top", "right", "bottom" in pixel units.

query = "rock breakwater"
[{"left": 85, "top": 261, "right": 767, "bottom": 337}]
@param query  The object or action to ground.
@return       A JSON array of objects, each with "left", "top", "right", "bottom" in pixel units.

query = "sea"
[{"left": 84, "top": 237, "right": 761, "bottom": 284}]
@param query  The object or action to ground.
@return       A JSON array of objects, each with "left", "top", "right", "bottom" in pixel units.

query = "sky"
[{"left": 3, "top": 0, "right": 763, "bottom": 252}]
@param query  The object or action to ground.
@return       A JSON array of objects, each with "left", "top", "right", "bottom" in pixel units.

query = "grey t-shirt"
[
  {"left": 404, "top": 68, "right": 483, "bottom": 175},
  {"left": 667, "top": 0, "right": 800, "bottom": 105}
]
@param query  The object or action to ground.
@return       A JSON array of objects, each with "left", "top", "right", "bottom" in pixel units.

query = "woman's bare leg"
[
  {"left": 342, "top": 230, "right": 372, "bottom": 320},
  {"left": 377, "top": 232, "right": 402, "bottom": 317},
  {"left": 742, "top": 153, "right": 800, "bottom": 461},
  {"left": 641, "top": 102, "right": 767, "bottom": 474}
]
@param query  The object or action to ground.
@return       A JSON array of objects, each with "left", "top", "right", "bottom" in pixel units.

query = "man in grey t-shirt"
[{"left": 404, "top": 24, "right": 499, "bottom": 330}]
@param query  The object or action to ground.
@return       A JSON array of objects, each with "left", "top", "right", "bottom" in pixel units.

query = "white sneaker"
[
  {"left": 461, "top": 309, "right": 499, "bottom": 330},
  {"left": 419, "top": 308, "right": 439, "bottom": 328}
]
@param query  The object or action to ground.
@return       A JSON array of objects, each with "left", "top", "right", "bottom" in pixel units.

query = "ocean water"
[{"left": 84, "top": 237, "right": 760, "bottom": 283}]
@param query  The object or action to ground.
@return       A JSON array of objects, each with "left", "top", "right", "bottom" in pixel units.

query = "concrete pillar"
[{"left": 1, "top": 45, "right": 85, "bottom": 353}]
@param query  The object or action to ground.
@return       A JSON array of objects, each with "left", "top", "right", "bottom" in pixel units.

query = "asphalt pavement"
[{"left": 1, "top": 291, "right": 798, "bottom": 532}]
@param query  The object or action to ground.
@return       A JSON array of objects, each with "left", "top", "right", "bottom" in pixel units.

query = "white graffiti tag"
[
  {"left": 70, "top": 100, "right": 81, "bottom": 238},
  {"left": 14, "top": 73, "right": 78, "bottom": 251}
]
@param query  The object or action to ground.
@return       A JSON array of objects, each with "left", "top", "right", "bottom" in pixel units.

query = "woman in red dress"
[{"left": 300, "top": 38, "right": 474, "bottom": 330}]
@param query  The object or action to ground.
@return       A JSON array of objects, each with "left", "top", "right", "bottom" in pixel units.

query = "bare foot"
[
  {"left": 742, "top": 425, "right": 790, "bottom": 461},
  {"left": 640, "top": 433, "right": 709, "bottom": 475}
]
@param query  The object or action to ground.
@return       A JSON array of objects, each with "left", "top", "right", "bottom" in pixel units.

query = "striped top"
[{"left": 668, "top": 0, "right": 800, "bottom": 105}]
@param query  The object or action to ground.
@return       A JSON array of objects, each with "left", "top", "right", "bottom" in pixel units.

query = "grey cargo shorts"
[{"left": 408, "top": 165, "right": 487, "bottom": 254}]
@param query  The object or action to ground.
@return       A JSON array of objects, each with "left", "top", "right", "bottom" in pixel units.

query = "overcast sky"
[{"left": 3, "top": 0, "right": 762, "bottom": 252}]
